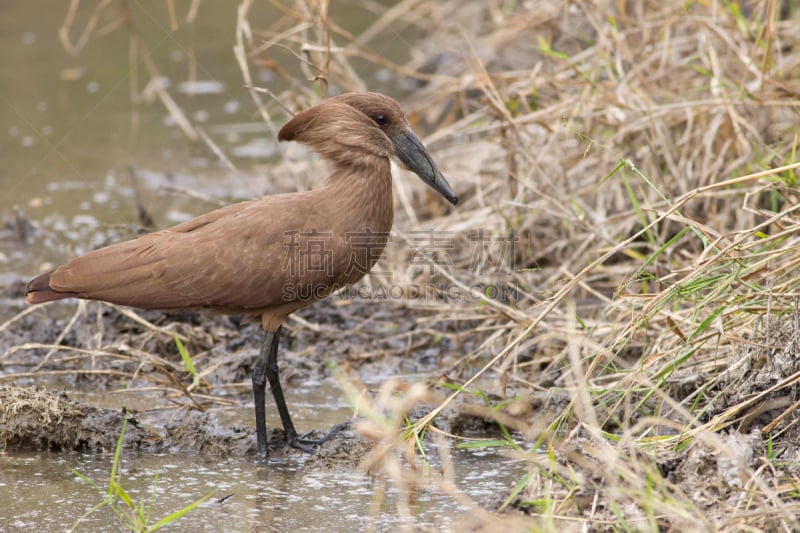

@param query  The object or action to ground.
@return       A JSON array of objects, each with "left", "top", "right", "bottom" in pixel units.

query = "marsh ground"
[{"left": 3, "top": 1, "right": 800, "bottom": 531}]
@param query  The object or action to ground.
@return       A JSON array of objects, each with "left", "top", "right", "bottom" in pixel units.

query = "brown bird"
[{"left": 25, "top": 92, "right": 458, "bottom": 460}]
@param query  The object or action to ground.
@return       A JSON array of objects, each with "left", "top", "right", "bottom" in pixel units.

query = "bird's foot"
[
  {"left": 286, "top": 437, "right": 317, "bottom": 455},
  {"left": 285, "top": 421, "right": 351, "bottom": 454}
]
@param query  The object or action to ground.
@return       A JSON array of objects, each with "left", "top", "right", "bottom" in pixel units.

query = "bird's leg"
[
  {"left": 252, "top": 329, "right": 280, "bottom": 460},
  {"left": 262, "top": 326, "right": 319, "bottom": 454},
  {"left": 255, "top": 326, "right": 348, "bottom": 456}
]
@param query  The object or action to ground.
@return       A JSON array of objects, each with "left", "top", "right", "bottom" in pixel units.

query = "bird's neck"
[{"left": 324, "top": 157, "right": 394, "bottom": 233}]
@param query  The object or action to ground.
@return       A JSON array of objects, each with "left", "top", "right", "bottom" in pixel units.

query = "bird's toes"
[
  {"left": 287, "top": 438, "right": 318, "bottom": 454},
  {"left": 286, "top": 421, "right": 351, "bottom": 453},
  {"left": 299, "top": 421, "right": 350, "bottom": 445}
]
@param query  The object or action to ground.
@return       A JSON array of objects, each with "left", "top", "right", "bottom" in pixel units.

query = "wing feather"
[{"left": 49, "top": 194, "right": 329, "bottom": 310}]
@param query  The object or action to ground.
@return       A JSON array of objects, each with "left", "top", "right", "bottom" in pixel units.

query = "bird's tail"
[{"left": 25, "top": 272, "right": 78, "bottom": 304}]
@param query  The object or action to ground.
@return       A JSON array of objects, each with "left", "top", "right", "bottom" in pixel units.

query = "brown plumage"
[{"left": 25, "top": 92, "right": 457, "bottom": 459}]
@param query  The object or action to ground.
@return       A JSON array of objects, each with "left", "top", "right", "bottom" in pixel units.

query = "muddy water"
[
  {"left": 1, "top": 377, "right": 526, "bottom": 531},
  {"left": 3, "top": 445, "right": 520, "bottom": 531}
]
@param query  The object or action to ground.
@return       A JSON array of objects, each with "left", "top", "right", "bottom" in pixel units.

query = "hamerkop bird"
[{"left": 26, "top": 92, "right": 458, "bottom": 459}]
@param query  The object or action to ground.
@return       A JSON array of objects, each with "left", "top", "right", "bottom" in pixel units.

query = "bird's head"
[{"left": 278, "top": 92, "right": 457, "bottom": 206}]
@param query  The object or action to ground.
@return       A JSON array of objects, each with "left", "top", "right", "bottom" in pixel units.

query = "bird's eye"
[{"left": 374, "top": 114, "right": 389, "bottom": 126}]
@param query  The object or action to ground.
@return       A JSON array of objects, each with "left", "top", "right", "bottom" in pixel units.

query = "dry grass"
[
  {"left": 262, "top": 1, "right": 800, "bottom": 530},
  {"left": 7, "top": 0, "right": 800, "bottom": 531}
]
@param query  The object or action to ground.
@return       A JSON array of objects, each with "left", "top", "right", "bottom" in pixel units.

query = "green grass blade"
[
  {"left": 148, "top": 490, "right": 217, "bottom": 531},
  {"left": 174, "top": 334, "right": 200, "bottom": 387}
]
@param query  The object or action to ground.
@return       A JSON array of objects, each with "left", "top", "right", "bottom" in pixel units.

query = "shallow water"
[
  {"left": 1, "top": 340, "right": 530, "bottom": 529},
  {"left": 3, "top": 373, "right": 524, "bottom": 531},
  {"left": 1, "top": 443, "right": 522, "bottom": 532}
]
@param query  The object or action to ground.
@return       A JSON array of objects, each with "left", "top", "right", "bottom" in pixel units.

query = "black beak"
[{"left": 392, "top": 129, "right": 458, "bottom": 206}]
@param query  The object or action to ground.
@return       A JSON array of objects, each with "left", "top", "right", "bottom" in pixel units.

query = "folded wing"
[{"left": 32, "top": 194, "right": 328, "bottom": 311}]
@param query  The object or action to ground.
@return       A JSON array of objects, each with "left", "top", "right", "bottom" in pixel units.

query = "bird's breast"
[{"left": 277, "top": 221, "right": 390, "bottom": 285}]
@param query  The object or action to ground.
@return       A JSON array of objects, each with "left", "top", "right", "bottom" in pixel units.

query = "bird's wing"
[{"left": 48, "top": 194, "right": 332, "bottom": 310}]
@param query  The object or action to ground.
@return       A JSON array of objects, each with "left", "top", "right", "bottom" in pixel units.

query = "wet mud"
[{"left": 0, "top": 276, "right": 507, "bottom": 468}]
